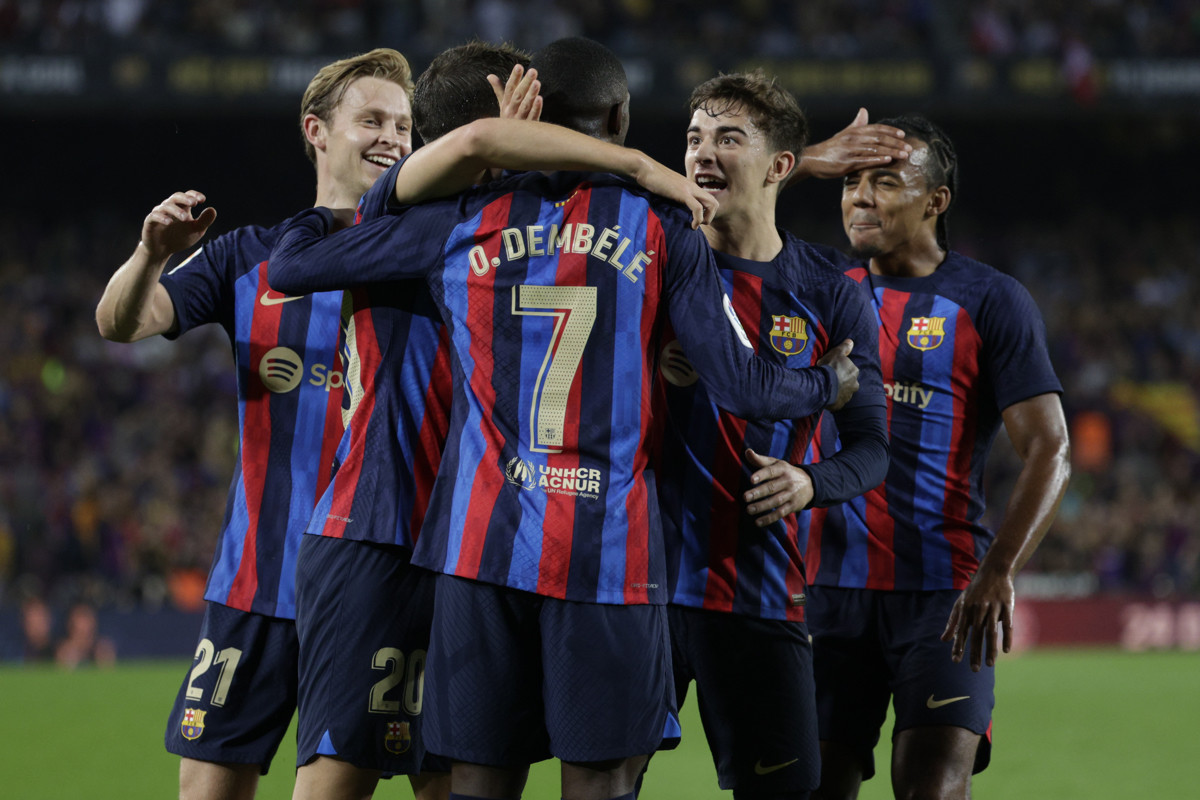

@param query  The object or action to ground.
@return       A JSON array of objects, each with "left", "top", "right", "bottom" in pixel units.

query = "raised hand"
[
  {"left": 791, "top": 108, "right": 912, "bottom": 184},
  {"left": 140, "top": 190, "right": 217, "bottom": 262},
  {"left": 490, "top": 64, "right": 543, "bottom": 121}
]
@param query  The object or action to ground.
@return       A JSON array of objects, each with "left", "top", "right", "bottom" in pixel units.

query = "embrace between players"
[{"left": 98, "top": 35, "right": 1070, "bottom": 800}]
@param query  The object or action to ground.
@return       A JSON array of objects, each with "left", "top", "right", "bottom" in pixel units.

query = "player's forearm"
[
  {"left": 805, "top": 402, "right": 889, "bottom": 506},
  {"left": 979, "top": 432, "right": 1071, "bottom": 578},
  {"left": 96, "top": 243, "right": 175, "bottom": 342},
  {"left": 395, "top": 118, "right": 646, "bottom": 205}
]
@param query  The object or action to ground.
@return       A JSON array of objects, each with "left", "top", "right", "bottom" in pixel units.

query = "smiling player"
[{"left": 96, "top": 49, "right": 420, "bottom": 800}]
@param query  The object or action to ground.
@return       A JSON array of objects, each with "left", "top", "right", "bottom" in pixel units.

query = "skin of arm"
[
  {"left": 392, "top": 116, "right": 716, "bottom": 229},
  {"left": 96, "top": 190, "right": 217, "bottom": 342},
  {"left": 941, "top": 391, "right": 1071, "bottom": 671}
]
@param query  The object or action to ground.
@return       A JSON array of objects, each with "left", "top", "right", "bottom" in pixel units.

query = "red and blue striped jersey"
[
  {"left": 803, "top": 249, "right": 1061, "bottom": 591},
  {"left": 300, "top": 173, "right": 452, "bottom": 549},
  {"left": 159, "top": 221, "right": 344, "bottom": 618},
  {"left": 269, "top": 170, "right": 840, "bottom": 605},
  {"left": 657, "top": 232, "right": 887, "bottom": 621}
]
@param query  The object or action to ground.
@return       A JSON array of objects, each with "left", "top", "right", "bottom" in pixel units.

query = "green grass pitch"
[{"left": 2, "top": 649, "right": 1197, "bottom": 798}]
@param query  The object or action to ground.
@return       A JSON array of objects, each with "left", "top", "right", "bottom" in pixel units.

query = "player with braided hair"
[{"left": 803, "top": 113, "right": 1071, "bottom": 799}]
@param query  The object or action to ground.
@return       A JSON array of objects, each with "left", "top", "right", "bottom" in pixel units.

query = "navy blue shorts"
[
  {"left": 424, "top": 575, "right": 679, "bottom": 767},
  {"left": 165, "top": 602, "right": 298, "bottom": 774},
  {"left": 807, "top": 586, "right": 994, "bottom": 779},
  {"left": 295, "top": 534, "right": 449, "bottom": 776},
  {"left": 669, "top": 605, "right": 820, "bottom": 794}
]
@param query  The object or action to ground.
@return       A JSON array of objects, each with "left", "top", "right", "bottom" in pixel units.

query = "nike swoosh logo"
[
  {"left": 259, "top": 291, "right": 303, "bottom": 306},
  {"left": 926, "top": 694, "right": 970, "bottom": 709},
  {"left": 753, "top": 758, "right": 798, "bottom": 776}
]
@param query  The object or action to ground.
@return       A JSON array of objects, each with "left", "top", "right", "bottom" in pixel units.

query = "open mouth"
[{"left": 695, "top": 176, "right": 727, "bottom": 193}]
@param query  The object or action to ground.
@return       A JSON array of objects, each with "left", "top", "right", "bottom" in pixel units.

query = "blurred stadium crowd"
[{"left": 3, "top": 0, "right": 1198, "bottom": 58}]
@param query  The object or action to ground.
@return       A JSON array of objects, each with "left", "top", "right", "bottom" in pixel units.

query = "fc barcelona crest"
[
  {"left": 907, "top": 316, "right": 946, "bottom": 351},
  {"left": 769, "top": 315, "right": 809, "bottom": 356},
  {"left": 181, "top": 708, "right": 207, "bottom": 741},
  {"left": 385, "top": 721, "right": 412, "bottom": 754}
]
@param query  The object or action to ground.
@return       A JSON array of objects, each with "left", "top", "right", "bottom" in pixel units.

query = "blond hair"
[{"left": 299, "top": 48, "right": 414, "bottom": 165}]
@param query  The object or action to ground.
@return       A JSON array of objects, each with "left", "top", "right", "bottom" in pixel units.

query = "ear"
[
  {"left": 927, "top": 185, "right": 951, "bottom": 218},
  {"left": 302, "top": 113, "right": 327, "bottom": 154},
  {"left": 766, "top": 150, "right": 797, "bottom": 187},
  {"left": 606, "top": 94, "right": 631, "bottom": 145}
]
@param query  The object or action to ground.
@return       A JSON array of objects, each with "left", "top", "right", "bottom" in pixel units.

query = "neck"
[
  {"left": 313, "top": 163, "right": 361, "bottom": 210},
  {"left": 869, "top": 234, "right": 945, "bottom": 278},
  {"left": 703, "top": 200, "right": 782, "bottom": 262}
]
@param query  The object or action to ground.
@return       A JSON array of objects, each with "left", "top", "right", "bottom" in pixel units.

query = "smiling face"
[
  {"left": 841, "top": 139, "right": 945, "bottom": 261},
  {"left": 306, "top": 75, "right": 412, "bottom": 208},
  {"left": 684, "top": 103, "right": 790, "bottom": 224}
]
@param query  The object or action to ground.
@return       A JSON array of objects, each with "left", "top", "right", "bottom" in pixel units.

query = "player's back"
[
  {"left": 268, "top": 169, "right": 839, "bottom": 606},
  {"left": 411, "top": 171, "right": 700, "bottom": 605},
  {"left": 160, "top": 221, "right": 345, "bottom": 617}
]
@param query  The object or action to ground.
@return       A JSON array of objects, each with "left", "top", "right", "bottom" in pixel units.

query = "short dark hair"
[
  {"left": 877, "top": 113, "right": 958, "bottom": 250},
  {"left": 412, "top": 40, "right": 531, "bottom": 144},
  {"left": 688, "top": 70, "right": 808, "bottom": 159},
  {"left": 530, "top": 37, "right": 628, "bottom": 134}
]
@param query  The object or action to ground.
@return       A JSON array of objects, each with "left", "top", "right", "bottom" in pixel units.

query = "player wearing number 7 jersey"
[{"left": 269, "top": 37, "right": 858, "bottom": 800}]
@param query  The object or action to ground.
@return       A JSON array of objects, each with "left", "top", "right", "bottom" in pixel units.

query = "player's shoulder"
[
  {"left": 782, "top": 232, "right": 860, "bottom": 284},
  {"left": 805, "top": 240, "right": 871, "bottom": 282},
  {"left": 212, "top": 218, "right": 292, "bottom": 256},
  {"left": 940, "top": 251, "right": 1035, "bottom": 305},
  {"left": 166, "top": 219, "right": 289, "bottom": 280},
  {"left": 509, "top": 170, "right": 696, "bottom": 227}
]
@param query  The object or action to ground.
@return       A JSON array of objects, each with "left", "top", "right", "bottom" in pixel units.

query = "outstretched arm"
[
  {"left": 788, "top": 108, "right": 911, "bottom": 186},
  {"left": 941, "top": 392, "right": 1071, "bottom": 670},
  {"left": 96, "top": 190, "right": 217, "bottom": 341},
  {"left": 394, "top": 116, "right": 716, "bottom": 228}
]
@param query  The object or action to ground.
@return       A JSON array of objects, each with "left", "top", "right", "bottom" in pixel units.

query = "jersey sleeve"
[
  {"left": 977, "top": 274, "right": 1063, "bottom": 411},
  {"left": 157, "top": 236, "right": 235, "bottom": 338},
  {"left": 804, "top": 402, "right": 888, "bottom": 507},
  {"left": 801, "top": 274, "right": 889, "bottom": 505},
  {"left": 661, "top": 220, "right": 838, "bottom": 420},
  {"left": 268, "top": 205, "right": 449, "bottom": 294},
  {"left": 359, "top": 156, "right": 409, "bottom": 222},
  {"left": 833, "top": 276, "right": 886, "bottom": 411}
]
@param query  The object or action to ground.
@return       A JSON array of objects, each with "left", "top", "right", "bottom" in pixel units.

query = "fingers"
[
  {"left": 941, "top": 601, "right": 961, "bottom": 643},
  {"left": 685, "top": 186, "right": 717, "bottom": 229},
  {"left": 196, "top": 206, "right": 218, "bottom": 230},
  {"left": 850, "top": 107, "right": 869, "bottom": 128},
  {"left": 487, "top": 73, "right": 505, "bottom": 106},
  {"left": 744, "top": 448, "right": 772, "bottom": 469},
  {"left": 498, "top": 65, "right": 540, "bottom": 121},
  {"left": 983, "top": 613, "right": 1000, "bottom": 670},
  {"left": 1001, "top": 604, "right": 1014, "bottom": 654}
]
